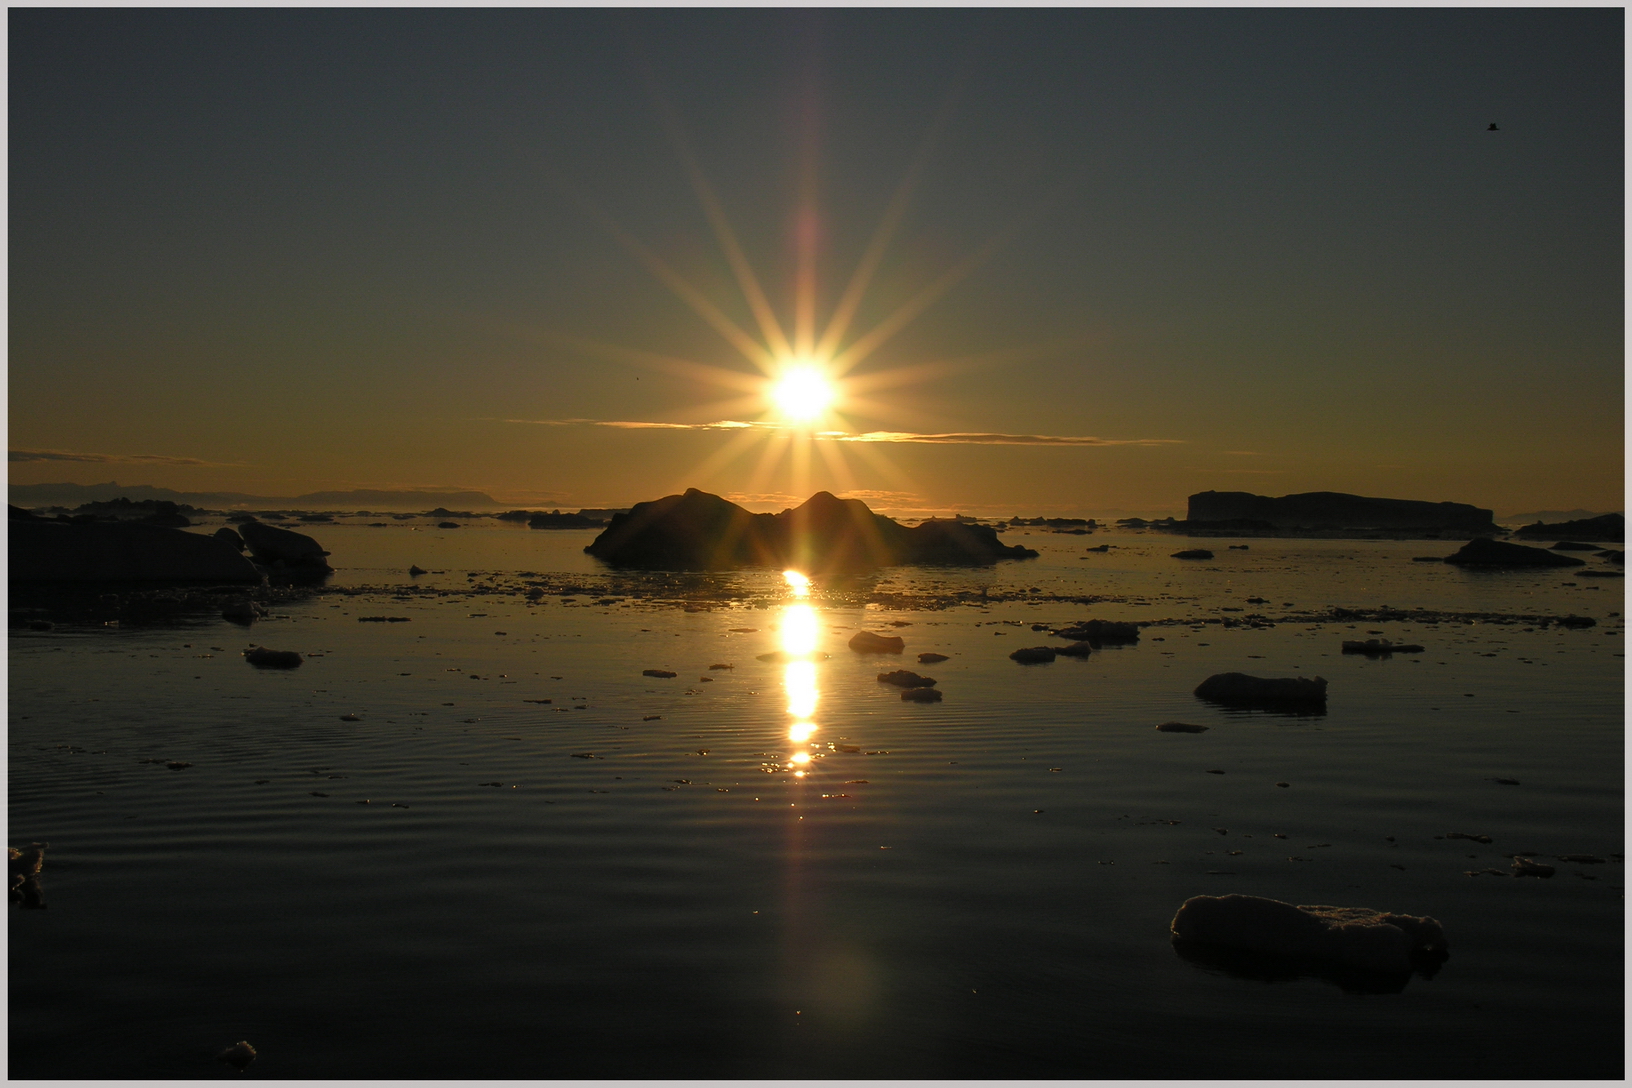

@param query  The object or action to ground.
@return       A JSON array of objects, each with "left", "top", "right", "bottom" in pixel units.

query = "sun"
[{"left": 769, "top": 364, "right": 835, "bottom": 424}]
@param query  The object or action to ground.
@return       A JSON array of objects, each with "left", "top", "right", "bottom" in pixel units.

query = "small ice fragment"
[{"left": 217, "top": 1041, "right": 257, "bottom": 1070}]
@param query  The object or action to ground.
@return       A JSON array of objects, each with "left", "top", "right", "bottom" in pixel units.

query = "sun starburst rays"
[{"left": 530, "top": 66, "right": 1063, "bottom": 506}]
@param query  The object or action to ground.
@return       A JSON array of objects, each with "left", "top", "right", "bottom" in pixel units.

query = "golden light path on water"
[{"left": 779, "top": 571, "right": 819, "bottom": 773}]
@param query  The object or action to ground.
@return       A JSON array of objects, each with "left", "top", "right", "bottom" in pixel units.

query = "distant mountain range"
[
  {"left": 1497, "top": 509, "right": 1616, "bottom": 524},
  {"left": 9, "top": 481, "right": 507, "bottom": 511}
]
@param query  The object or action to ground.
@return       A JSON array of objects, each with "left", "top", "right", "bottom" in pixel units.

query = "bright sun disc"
[{"left": 770, "top": 366, "right": 833, "bottom": 423}]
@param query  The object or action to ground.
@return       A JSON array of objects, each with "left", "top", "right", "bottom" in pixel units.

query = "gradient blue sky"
[{"left": 9, "top": 8, "right": 1623, "bottom": 516}]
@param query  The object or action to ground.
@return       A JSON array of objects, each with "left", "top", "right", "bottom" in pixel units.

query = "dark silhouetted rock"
[
  {"left": 528, "top": 512, "right": 605, "bottom": 529},
  {"left": 755, "top": 650, "right": 829, "bottom": 663},
  {"left": 1085, "top": 543, "right": 1110, "bottom": 552},
  {"left": 1512, "top": 513, "right": 1623, "bottom": 542},
  {"left": 1053, "top": 619, "right": 1140, "bottom": 644},
  {"left": 1170, "top": 894, "right": 1446, "bottom": 975},
  {"left": 1195, "top": 672, "right": 1327, "bottom": 709},
  {"left": 9, "top": 519, "right": 261, "bottom": 582},
  {"left": 1010, "top": 645, "right": 1056, "bottom": 663},
  {"left": 1556, "top": 614, "right": 1596, "bottom": 628},
  {"left": 848, "top": 630, "right": 905, "bottom": 653},
  {"left": 1053, "top": 641, "right": 1093, "bottom": 657},
  {"left": 1188, "top": 490, "right": 1497, "bottom": 533},
  {"left": 221, "top": 599, "right": 262, "bottom": 625},
  {"left": 877, "top": 670, "right": 936, "bottom": 688},
  {"left": 244, "top": 647, "right": 302, "bottom": 668},
  {"left": 213, "top": 527, "right": 246, "bottom": 551},
  {"left": 1341, "top": 639, "right": 1424, "bottom": 654},
  {"left": 1511, "top": 857, "right": 1555, "bottom": 878},
  {"left": 1596, "top": 549, "right": 1624, "bottom": 564},
  {"left": 642, "top": 669, "right": 677, "bottom": 678},
  {"left": 9, "top": 843, "right": 46, "bottom": 909},
  {"left": 409, "top": 565, "right": 427, "bottom": 576},
  {"left": 1443, "top": 538, "right": 1585, "bottom": 567},
  {"left": 917, "top": 652, "right": 949, "bottom": 663},
  {"left": 1411, "top": 556, "right": 1442, "bottom": 562},
  {"left": 217, "top": 1042, "right": 257, "bottom": 1071},
  {"left": 901, "top": 686, "right": 943, "bottom": 702},
  {"left": 1157, "top": 721, "right": 1209, "bottom": 733},
  {"left": 61, "top": 497, "right": 198, "bottom": 527},
  {"left": 584, "top": 488, "right": 1037, "bottom": 570},
  {"left": 1172, "top": 548, "right": 1214, "bottom": 559},
  {"left": 1550, "top": 541, "right": 1600, "bottom": 551},
  {"left": 437, "top": 521, "right": 461, "bottom": 529},
  {"left": 239, "top": 519, "right": 332, "bottom": 573}
]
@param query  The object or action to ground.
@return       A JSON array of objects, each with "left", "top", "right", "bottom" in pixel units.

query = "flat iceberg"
[{"left": 1170, "top": 893, "right": 1446, "bottom": 975}]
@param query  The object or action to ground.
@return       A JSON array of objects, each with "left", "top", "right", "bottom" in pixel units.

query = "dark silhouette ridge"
[
  {"left": 1511, "top": 512, "right": 1623, "bottom": 542},
  {"left": 1187, "top": 490, "right": 1497, "bottom": 534},
  {"left": 1442, "top": 538, "right": 1585, "bottom": 568},
  {"left": 584, "top": 488, "right": 1039, "bottom": 571},
  {"left": 9, "top": 514, "right": 260, "bottom": 582}
]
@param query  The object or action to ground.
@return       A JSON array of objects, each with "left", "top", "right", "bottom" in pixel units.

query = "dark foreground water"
[{"left": 9, "top": 523, "right": 1625, "bottom": 1078}]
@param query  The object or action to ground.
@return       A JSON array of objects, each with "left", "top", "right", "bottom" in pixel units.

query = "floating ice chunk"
[{"left": 1170, "top": 893, "right": 1446, "bottom": 974}]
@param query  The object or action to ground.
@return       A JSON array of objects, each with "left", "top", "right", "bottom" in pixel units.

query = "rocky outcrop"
[
  {"left": 1194, "top": 672, "right": 1328, "bottom": 709},
  {"left": 1052, "top": 619, "right": 1140, "bottom": 644},
  {"left": 1341, "top": 639, "right": 1424, "bottom": 655},
  {"left": 848, "top": 630, "right": 905, "bottom": 653},
  {"left": 1512, "top": 513, "right": 1623, "bottom": 542},
  {"left": 584, "top": 489, "right": 1038, "bottom": 570},
  {"left": 9, "top": 519, "right": 261, "bottom": 582},
  {"left": 1009, "top": 646, "right": 1057, "bottom": 663},
  {"left": 528, "top": 512, "right": 605, "bottom": 529},
  {"left": 244, "top": 647, "right": 302, "bottom": 668},
  {"left": 1187, "top": 491, "right": 1497, "bottom": 533},
  {"left": 238, "top": 519, "right": 333, "bottom": 576},
  {"left": 1171, "top": 894, "right": 1446, "bottom": 975},
  {"left": 1443, "top": 538, "right": 1585, "bottom": 568}
]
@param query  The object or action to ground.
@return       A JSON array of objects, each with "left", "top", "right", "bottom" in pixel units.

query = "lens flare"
[{"left": 783, "top": 569, "right": 811, "bottom": 596}]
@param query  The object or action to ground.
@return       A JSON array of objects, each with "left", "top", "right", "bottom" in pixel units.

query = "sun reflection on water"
[{"left": 780, "top": 571, "right": 819, "bottom": 775}]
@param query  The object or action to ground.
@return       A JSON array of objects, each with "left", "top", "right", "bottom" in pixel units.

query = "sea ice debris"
[{"left": 1170, "top": 893, "right": 1446, "bottom": 974}]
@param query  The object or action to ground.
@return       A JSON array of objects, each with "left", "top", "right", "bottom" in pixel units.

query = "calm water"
[{"left": 9, "top": 522, "right": 1625, "bottom": 1078}]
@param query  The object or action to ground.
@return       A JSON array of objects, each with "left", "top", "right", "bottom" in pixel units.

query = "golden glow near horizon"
[
  {"left": 779, "top": 574, "right": 821, "bottom": 776},
  {"left": 769, "top": 364, "right": 835, "bottom": 425}
]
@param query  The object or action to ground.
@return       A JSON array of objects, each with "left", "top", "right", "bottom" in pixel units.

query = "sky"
[{"left": 8, "top": 8, "right": 1624, "bottom": 517}]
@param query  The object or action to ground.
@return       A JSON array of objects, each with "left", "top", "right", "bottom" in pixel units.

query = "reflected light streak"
[
  {"left": 780, "top": 575, "right": 821, "bottom": 774},
  {"left": 785, "top": 661, "right": 818, "bottom": 720},
  {"left": 780, "top": 603, "right": 818, "bottom": 655}
]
